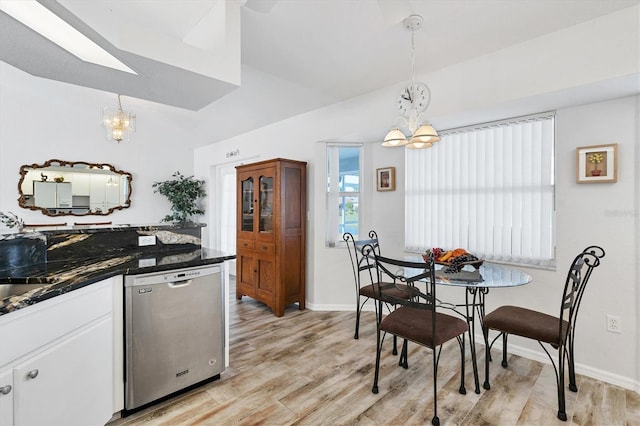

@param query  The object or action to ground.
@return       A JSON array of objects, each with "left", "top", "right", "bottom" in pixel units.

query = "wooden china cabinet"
[{"left": 235, "top": 158, "right": 307, "bottom": 317}]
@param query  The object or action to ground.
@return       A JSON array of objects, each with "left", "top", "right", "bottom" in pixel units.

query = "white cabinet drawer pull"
[
  {"left": 27, "top": 369, "right": 39, "bottom": 379},
  {"left": 0, "top": 385, "right": 11, "bottom": 395}
]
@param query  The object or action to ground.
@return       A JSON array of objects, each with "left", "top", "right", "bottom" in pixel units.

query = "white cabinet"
[
  {"left": 57, "top": 183, "right": 72, "bottom": 208},
  {"left": 33, "top": 182, "right": 57, "bottom": 208},
  {"left": 106, "top": 183, "right": 120, "bottom": 208},
  {"left": 70, "top": 173, "right": 91, "bottom": 196},
  {"left": 33, "top": 182, "right": 72, "bottom": 208},
  {"left": 90, "top": 175, "right": 121, "bottom": 212},
  {"left": 0, "top": 278, "right": 116, "bottom": 426},
  {"left": 12, "top": 318, "right": 112, "bottom": 425},
  {"left": 90, "top": 175, "right": 107, "bottom": 212},
  {"left": 0, "top": 370, "right": 12, "bottom": 426}
]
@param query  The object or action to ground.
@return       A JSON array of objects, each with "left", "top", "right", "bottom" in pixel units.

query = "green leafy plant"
[
  {"left": 152, "top": 172, "right": 206, "bottom": 223},
  {"left": 0, "top": 211, "right": 24, "bottom": 230}
]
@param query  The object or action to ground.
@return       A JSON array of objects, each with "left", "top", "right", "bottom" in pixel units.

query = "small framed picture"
[
  {"left": 576, "top": 143, "right": 618, "bottom": 183},
  {"left": 376, "top": 167, "right": 396, "bottom": 191}
]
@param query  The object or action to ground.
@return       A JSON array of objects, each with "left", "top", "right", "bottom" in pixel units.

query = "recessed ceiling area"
[{"left": 0, "top": 0, "right": 241, "bottom": 110}]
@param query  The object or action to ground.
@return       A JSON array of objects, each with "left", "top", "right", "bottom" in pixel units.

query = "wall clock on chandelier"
[{"left": 398, "top": 82, "right": 431, "bottom": 117}]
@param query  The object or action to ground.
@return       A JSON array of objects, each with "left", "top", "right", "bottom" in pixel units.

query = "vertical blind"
[
  {"left": 405, "top": 112, "right": 555, "bottom": 267},
  {"left": 326, "top": 145, "right": 341, "bottom": 246}
]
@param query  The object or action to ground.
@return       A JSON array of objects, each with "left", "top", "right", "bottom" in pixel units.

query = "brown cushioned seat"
[
  {"left": 483, "top": 305, "right": 569, "bottom": 346},
  {"left": 381, "top": 306, "right": 468, "bottom": 348},
  {"left": 360, "top": 282, "right": 419, "bottom": 300}
]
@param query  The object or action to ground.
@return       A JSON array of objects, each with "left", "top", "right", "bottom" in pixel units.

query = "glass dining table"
[{"left": 405, "top": 257, "right": 533, "bottom": 394}]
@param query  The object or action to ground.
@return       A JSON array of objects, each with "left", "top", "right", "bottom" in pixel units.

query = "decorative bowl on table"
[{"left": 423, "top": 247, "right": 483, "bottom": 272}]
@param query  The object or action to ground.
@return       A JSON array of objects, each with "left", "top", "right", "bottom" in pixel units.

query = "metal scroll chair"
[
  {"left": 365, "top": 247, "right": 468, "bottom": 426},
  {"left": 343, "top": 231, "right": 417, "bottom": 341},
  {"left": 482, "top": 245, "right": 605, "bottom": 421}
]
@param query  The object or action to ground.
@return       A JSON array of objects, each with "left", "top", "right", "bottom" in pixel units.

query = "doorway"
[{"left": 210, "top": 162, "right": 239, "bottom": 275}]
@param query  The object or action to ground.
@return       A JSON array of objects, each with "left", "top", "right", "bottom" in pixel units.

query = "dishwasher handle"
[{"left": 167, "top": 279, "right": 192, "bottom": 288}]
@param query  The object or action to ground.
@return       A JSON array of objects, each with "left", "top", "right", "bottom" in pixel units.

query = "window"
[
  {"left": 405, "top": 112, "right": 555, "bottom": 267},
  {"left": 326, "top": 144, "right": 362, "bottom": 246}
]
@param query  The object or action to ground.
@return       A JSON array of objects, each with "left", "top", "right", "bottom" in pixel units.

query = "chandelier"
[
  {"left": 382, "top": 15, "right": 440, "bottom": 149},
  {"left": 102, "top": 94, "right": 136, "bottom": 143},
  {"left": 106, "top": 176, "right": 119, "bottom": 187}
]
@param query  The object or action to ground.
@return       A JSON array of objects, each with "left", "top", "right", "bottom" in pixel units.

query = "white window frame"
[
  {"left": 405, "top": 112, "right": 556, "bottom": 268},
  {"left": 326, "top": 143, "right": 363, "bottom": 247}
]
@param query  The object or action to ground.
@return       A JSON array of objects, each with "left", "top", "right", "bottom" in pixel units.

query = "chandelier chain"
[{"left": 410, "top": 27, "right": 416, "bottom": 95}]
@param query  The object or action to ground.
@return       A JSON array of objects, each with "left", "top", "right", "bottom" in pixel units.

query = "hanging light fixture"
[
  {"left": 102, "top": 94, "right": 136, "bottom": 143},
  {"left": 382, "top": 15, "right": 440, "bottom": 149},
  {"left": 105, "top": 176, "right": 119, "bottom": 187}
]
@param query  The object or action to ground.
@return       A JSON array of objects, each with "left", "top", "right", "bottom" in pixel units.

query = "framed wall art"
[
  {"left": 576, "top": 143, "right": 618, "bottom": 183},
  {"left": 376, "top": 167, "right": 395, "bottom": 191}
]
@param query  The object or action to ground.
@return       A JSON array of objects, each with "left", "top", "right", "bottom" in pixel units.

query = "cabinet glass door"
[
  {"left": 259, "top": 176, "right": 273, "bottom": 233},
  {"left": 241, "top": 177, "right": 254, "bottom": 232}
]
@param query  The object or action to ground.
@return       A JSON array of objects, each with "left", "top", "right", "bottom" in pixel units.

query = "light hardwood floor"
[{"left": 110, "top": 279, "right": 639, "bottom": 426}]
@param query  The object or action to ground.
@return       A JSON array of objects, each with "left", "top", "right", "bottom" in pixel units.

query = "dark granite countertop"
[{"left": 0, "top": 247, "right": 235, "bottom": 316}]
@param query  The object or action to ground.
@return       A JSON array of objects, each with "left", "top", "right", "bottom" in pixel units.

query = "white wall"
[
  {"left": 194, "top": 9, "right": 639, "bottom": 391},
  {"left": 549, "top": 96, "right": 638, "bottom": 389},
  {"left": 0, "top": 63, "right": 197, "bottom": 228}
]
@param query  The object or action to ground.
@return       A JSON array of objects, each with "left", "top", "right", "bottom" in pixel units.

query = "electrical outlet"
[
  {"left": 606, "top": 314, "right": 621, "bottom": 333},
  {"left": 138, "top": 235, "right": 156, "bottom": 246}
]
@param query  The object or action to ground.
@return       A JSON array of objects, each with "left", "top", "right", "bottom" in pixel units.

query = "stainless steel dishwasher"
[{"left": 124, "top": 264, "right": 225, "bottom": 411}]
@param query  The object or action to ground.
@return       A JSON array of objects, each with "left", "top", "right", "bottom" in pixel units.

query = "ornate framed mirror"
[{"left": 18, "top": 159, "right": 132, "bottom": 217}]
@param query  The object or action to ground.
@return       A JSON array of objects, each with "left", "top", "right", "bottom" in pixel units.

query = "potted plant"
[
  {"left": 152, "top": 172, "right": 206, "bottom": 223},
  {"left": 0, "top": 211, "right": 24, "bottom": 231}
]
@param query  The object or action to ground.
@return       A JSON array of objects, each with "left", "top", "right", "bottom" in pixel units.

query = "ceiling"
[{"left": 1, "top": 0, "right": 638, "bottom": 146}]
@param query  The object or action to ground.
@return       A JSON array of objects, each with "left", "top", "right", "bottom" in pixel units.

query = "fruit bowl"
[
  {"left": 436, "top": 258, "right": 484, "bottom": 270},
  {"left": 423, "top": 248, "right": 483, "bottom": 272}
]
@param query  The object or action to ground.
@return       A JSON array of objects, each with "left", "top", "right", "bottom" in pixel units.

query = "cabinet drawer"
[
  {"left": 238, "top": 240, "right": 255, "bottom": 250},
  {"left": 255, "top": 243, "right": 275, "bottom": 255},
  {"left": 0, "top": 278, "right": 113, "bottom": 367}
]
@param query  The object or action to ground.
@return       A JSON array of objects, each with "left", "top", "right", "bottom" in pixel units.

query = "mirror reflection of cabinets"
[{"left": 18, "top": 160, "right": 132, "bottom": 217}]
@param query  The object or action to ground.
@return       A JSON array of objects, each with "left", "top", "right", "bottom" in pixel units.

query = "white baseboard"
[
  {"left": 489, "top": 339, "right": 640, "bottom": 393},
  {"left": 306, "top": 304, "right": 639, "bottom": 392},
  {"left": 305, "top": 302, "right": 375, "bottom": 312}
]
